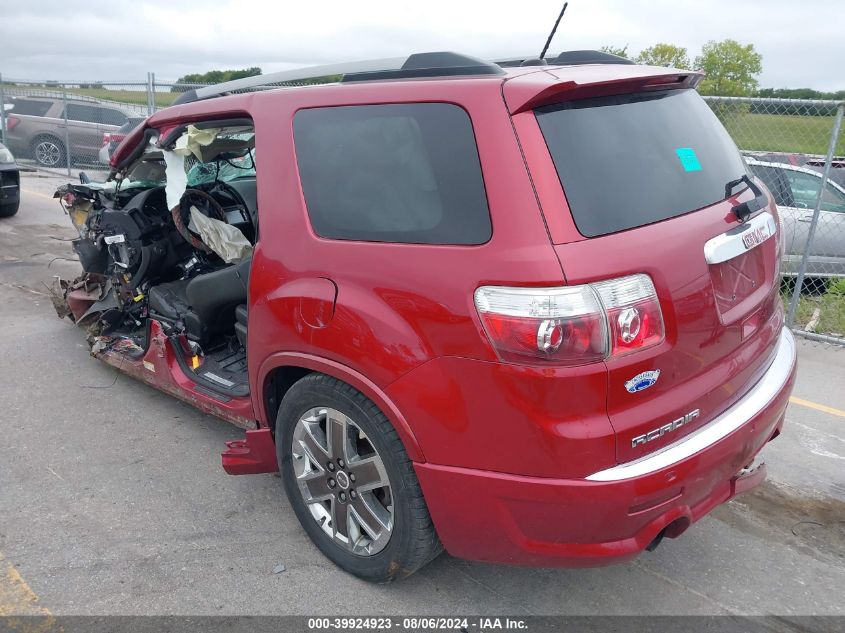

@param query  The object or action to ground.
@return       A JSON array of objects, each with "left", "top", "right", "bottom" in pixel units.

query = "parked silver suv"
[
  {"left": 3, "top": 95, "right": 129, "bottom": 167},
  {"left": 747, "top": 157, "right": 845, "bottom": 278}
]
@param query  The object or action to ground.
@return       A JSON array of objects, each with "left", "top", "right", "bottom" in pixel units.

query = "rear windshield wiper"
[{"left": 725, "top": 174, "right": 767, "bottom": 223}]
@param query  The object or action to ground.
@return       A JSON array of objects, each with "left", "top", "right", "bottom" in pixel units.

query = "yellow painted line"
[
  {"left": 790, "top": 396, "right": 845, "bottom": 419},
  {"left": 20, "top": 189, "right": 57, "bottom": 201},
  {"left": 0, "top": 554, "right": 59, "bottom": 633}
]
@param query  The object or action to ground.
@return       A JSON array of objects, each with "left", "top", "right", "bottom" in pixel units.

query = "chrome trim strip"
[
  {"left": 586, "top": 328, "right": 795, "bottom": 482},
  {"left": 703, "top": 211, "right": 777, "bottom": 265}
]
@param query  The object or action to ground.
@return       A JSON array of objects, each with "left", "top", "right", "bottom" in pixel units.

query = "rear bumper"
[
  {"left": 415, "top": 328, "right": 797, "bottom": 567},
  {"left": 0, "top": 166, "right": 20, "bottom": 206}
]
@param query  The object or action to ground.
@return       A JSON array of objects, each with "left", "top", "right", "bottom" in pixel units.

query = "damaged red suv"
[{"left": 53, "top": 51, "right": 796, "bottom": 581}]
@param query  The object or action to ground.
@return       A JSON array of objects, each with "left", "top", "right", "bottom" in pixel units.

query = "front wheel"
[
  {"left": 0, "top": 200, "right": 18, "bottom": 217},
  {"left": 277, "top": 374, "right": 441, "bottom": 582}
]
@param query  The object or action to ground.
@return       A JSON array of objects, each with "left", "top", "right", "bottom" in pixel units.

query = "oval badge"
[{"left": 625, "top": 369, "right": 661, "bottom": 393}]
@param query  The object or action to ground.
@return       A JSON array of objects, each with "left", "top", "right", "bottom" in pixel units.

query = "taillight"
[
  {"left": 474, "top": 274, "right": 664, "bottom": 366},
  {"left": 592, "top": 275, "right": 664, "bottom": 358},
  {"left": 6, "top": 116, "right": 20, "bottom": 132},
  {"left": 474, "top": 286, "right": 607, "bottom": 364}
]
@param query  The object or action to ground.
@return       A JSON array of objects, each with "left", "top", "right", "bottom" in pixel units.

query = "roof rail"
[
  {"left": 172, "top": 52, "right": 503, "bottom": 105},
  {"left": 493, "top": 50, "right": 635, "bottom": 68}
]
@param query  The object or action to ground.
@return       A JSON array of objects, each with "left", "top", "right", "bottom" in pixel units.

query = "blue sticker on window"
[{"left": 676, "top": 147, "right": 702, "bottom": 172}]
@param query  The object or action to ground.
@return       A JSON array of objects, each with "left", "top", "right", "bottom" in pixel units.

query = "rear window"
[
  {"left": 294, "top": 103, "right": 491, "bottom": 245},
  {"left": 535, "top": 89, "right": 747, "bottom": 237},
  {"left": 9, "top": 98, "right": 52, "bottom": 117}
]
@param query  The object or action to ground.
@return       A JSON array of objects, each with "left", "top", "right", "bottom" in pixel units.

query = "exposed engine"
[{"left": 54, "top": 173, "right": 256, "bottom": 340}]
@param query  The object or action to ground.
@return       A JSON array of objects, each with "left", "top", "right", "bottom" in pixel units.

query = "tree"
[
  {"left": 758, "top": 87, "right": 845, "bottom": 101},
  {"left": 636, "top": 43, "right": 690, "bottom": 69},
  {"left": 176, "top": 67, "right": 262, "bottom": 85},
  {"left": 599, "top": 45, "right": 629, "bottom": 59},
  {"left": 694, "top": 40, "right": 762, "bottom": 96}
]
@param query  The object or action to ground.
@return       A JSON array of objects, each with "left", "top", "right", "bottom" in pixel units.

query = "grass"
[
  {"left": 5, "top": 85, "right": 179, "bottom": 109},
  {"left": 719, "top": 112, "right": 845, "bottom": 156},
  {"left": 67, "top": 87, "right": 177, "bottom": 108},
  {"left": 784, "top": 280, "right": 845, "bottom": 338}
]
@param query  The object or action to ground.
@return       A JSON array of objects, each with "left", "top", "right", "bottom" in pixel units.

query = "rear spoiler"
[{"left": 504, "top": 66, "right": 703, "bottom": 114}]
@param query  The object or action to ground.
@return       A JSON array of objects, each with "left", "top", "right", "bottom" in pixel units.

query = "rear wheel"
[
  {"left": 277, "top": 374, "right": 441, "bottom": 582},
  {"left": 31, "top": 136, "right": 66, "bottom": 168}
]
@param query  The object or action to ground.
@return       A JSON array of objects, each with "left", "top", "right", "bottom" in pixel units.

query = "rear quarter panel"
[{"left": 244, "top": 80, "right": 567, "bottom": 435}]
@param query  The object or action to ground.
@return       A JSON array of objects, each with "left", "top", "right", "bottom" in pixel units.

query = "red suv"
[{"left": 54, "top": 51, "right": 796, "bottom": 582}]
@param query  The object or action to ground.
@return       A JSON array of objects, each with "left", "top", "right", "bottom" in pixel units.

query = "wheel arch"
[
  {"left": 30, "top": 132, "right": 65, "bottom": 148},
  {"left": 257, "top": 352, "right": 426, "bottom": 463}
]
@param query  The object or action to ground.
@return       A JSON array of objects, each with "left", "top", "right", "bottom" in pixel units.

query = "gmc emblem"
[{"left": 632, "top": 409, "right": 700, "bottom": 448}]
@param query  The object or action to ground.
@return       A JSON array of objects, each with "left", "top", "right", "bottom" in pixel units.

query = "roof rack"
[
  {"left": 172, "top": 52, "right": 504, "bottom": 105},
  {"left": 171, "top": 49, "right": 635, "bottom": 106}
]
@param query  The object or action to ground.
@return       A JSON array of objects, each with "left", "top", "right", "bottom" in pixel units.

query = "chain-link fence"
[
  {"left": 1, "top": 74, "right": 843, "bottom": 344},
  {"left": 0, "top": 74, "right": 210, "bottom": 179},
  {"left": 0, "top": 75, "right": 315, "bottom": 177},
  {"left": 704, "top": 96, "right": 845, "bottom": 345}
]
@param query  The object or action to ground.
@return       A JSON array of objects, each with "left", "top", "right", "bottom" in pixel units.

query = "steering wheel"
[{"left": 172, "top": 188, "right": 227, "bottom": 253}]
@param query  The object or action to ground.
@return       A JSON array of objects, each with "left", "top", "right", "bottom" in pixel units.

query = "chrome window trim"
[
  {"left": 586, "top": 328, "right": 795, "bottom": 482},
  {"left": 703, "top": 211, "right": 777, "bottom": 265}
]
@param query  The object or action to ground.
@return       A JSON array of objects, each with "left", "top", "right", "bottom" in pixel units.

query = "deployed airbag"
[{"left": 189, "top": 206, "right": 253, "bottom": 263}]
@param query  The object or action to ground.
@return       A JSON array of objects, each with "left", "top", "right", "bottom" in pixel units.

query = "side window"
[
  {"left": 749, "top": 165, "right": 792, "bottom": 206},
  {"left": 63, "top": 104, "right": 126, "bottom": 125},
  {"left": 822, "top": 181, "right": 845, "bottom": 212},
  {"left": 785, "top": 170, "right": 845, "bottom": 212},
  {"left": 293, "top": 103, "right": 491, "bottom": 245},
  {"left": 64, "top": 104, "right": 99, "bottom": 123}
]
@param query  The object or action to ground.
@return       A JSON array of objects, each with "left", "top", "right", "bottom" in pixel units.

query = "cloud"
[{"left": 0, "top": 0, "right": 841, "bottom": 90}]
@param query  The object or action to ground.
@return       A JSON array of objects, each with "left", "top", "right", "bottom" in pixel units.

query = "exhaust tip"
[{"left": 646, "top": 529, "right": 666, "bottom": 552}]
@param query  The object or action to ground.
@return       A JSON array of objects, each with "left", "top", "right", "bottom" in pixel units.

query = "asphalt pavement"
[{"left": 0, "top": 172, "right": 843, "bottom": 617}]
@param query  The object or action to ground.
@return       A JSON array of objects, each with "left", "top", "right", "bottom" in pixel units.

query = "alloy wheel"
[
  {"left": 291, "top": 407, "right": 394, "bottom": 556},
  {"left": 35, "top": 140, "right": 62, "bottom": 167}
]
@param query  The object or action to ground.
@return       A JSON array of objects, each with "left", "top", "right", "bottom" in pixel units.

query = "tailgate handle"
[
  {"left": 704, "top": 211, "right": 777, "bottom": 265},
  {"left": 799, "top": 214, "right": 815, "bottom": 223}
]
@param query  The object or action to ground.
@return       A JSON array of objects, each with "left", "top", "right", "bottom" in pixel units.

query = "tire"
[
  {"left": 0, "top": 200, "right": 18, "bottom": 218},
  {"left": 277, "top": 374, "right": 442, "bottom": 582},
  {"left": 31, "top": 135, "right": 66, "bottom": 168}
]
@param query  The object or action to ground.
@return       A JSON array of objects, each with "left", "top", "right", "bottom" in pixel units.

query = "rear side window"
[
  {"left": 9, "top": 98, "right": 52, "bottom": 117},
  {"left": 535, "top": 89, "right": 747, "bottom": 237},
  {"left": 64, "top": 104, "right": 127, "bottom": 126},
  {"left": 98, "top": 108, "right": 128, "bottom": 126},
  {"left": 119, "top": 118, "right": 144, "bottom": 134},
  {"left": 294, "top": 103, "right": 491, "bottom": 244}
]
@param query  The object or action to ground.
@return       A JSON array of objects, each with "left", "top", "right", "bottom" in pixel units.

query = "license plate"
[{"left": 741, "top": 224, "right": 770, "bottom": 250}]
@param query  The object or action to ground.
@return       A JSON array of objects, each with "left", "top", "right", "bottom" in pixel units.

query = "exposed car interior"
[{"left": 56, "top": 122, "right": 257, "bottom": 396}]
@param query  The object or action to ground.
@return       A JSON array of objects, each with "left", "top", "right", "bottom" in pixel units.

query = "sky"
[{"left": 0, "top": 0, "right": 841, "bottom": 90}]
